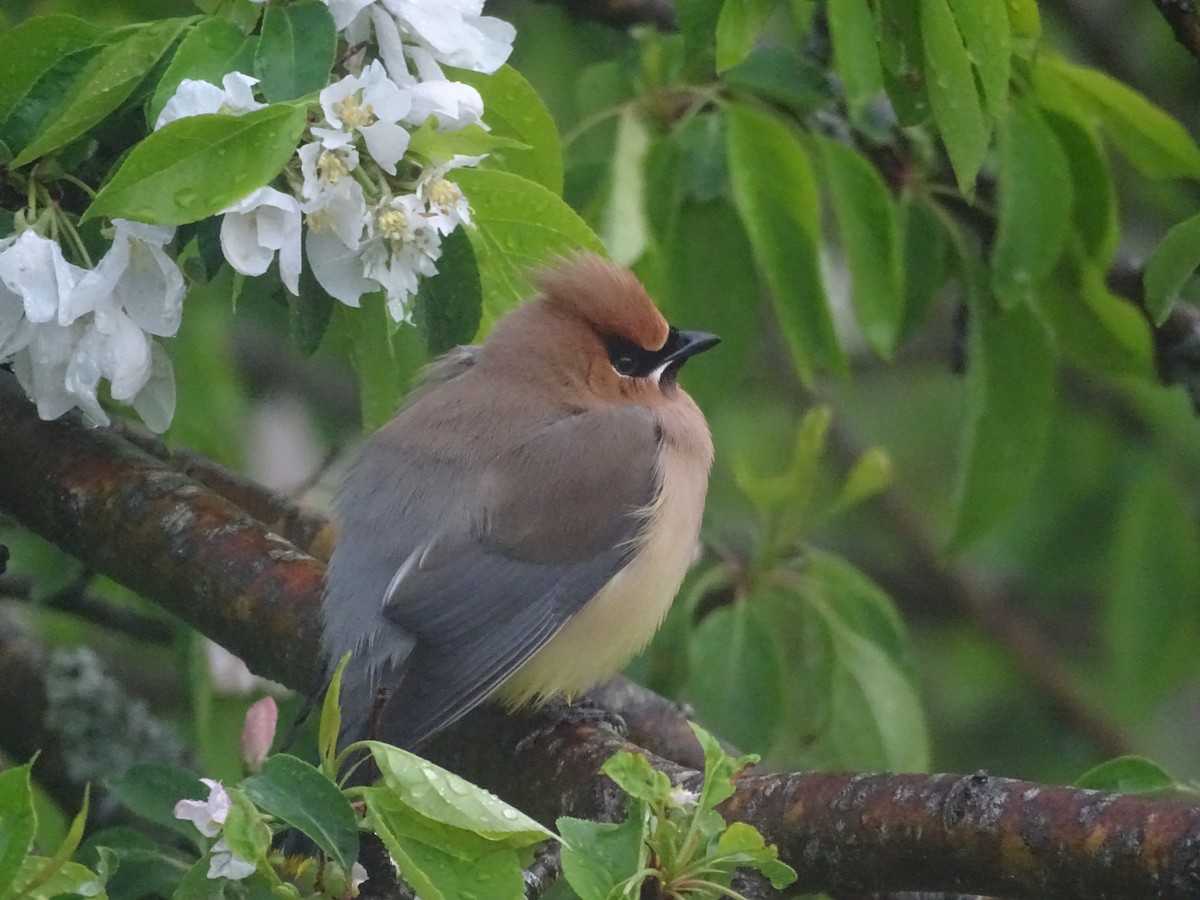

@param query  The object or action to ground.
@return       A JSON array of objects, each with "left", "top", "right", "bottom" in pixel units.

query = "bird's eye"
[{"left": 612, "top": 355, "right": 638, "bottom": 376}]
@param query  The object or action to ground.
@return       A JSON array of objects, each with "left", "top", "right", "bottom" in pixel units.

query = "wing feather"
[{"left": 322, "top": 397, "right": 660, "bottom": 748}]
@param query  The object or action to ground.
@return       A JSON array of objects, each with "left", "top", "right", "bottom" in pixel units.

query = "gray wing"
[{"left": 321, "top": 398, "right": 659, "bottom": 749}]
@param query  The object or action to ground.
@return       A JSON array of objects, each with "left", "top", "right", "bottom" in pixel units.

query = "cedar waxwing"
[{"left": 321, "top": 254, "right": 717, "bottom": 749}]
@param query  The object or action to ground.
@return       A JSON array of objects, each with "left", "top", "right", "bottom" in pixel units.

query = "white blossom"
[
  {"left": 208, "top": 837, "right": 256, "bottom": 881},
  {"left": 155, "top": 72, "right": 264, "bottom": 130},
  {"left": 363, "top": 192, "right": 441, "bottom": 322},
  {"left": 173, "top": 779, "right": 232, "bottom": 838},
  {"left": 319, "top": 61, "right": 413, "bottom": 174},
  {"left": 298, "top": 140, "right": 361, "bottom": 202},
  {"left": 325, "top": 0, "right": 376, "bottom": 30},
  {"left": 220, "top": 187, "right": 303, "bottom": 294},
  {"left": 0, "top": 230, "right": 82, "bottom": 324},
  {"left": 55, "top": 220, "right": 184, "bottom": 428},
  {"left": 12, "top": 320, "right": 88, "bottom": 421},
  {"left": 0, "top": 222, "right": 182, "bottom": 430},
  {"left": 130, "top": 342, "right": 176, "bottom": 434},
  {"left": 0, "top": 281, "right": 32, "bottom": 360},
  {"left": 304, "top": 177, "right": 375, "bottom": 307},
  {"left": 416, "top": 155, "right": 481, "bottom": 235},
  {"left": 380, "top": 0, "right": 514, "bottom": 74},
  {"left": 63, "top": 220, "right": 184, "bottom": 336},
  {"left": 667, "top": 786, "right": 700, "bottom": 811},
  {"left": 404, "top": 45, "right": 484, "bottom": 130}
]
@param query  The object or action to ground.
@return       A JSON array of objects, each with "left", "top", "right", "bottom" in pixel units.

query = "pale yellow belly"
[{"left": 499, "top": 443, "right": 708, "bottom": 706}]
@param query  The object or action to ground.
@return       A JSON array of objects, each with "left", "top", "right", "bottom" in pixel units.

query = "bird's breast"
[{"left": 500, "top": 400, "right": 712, "bottom": 706}]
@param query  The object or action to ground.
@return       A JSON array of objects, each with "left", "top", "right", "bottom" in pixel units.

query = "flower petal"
[
  {"left": 306, "top": 228, "right": 374, "bottom": 307},
  {"left": 132, "top": 341, "right": 176, "bottom": 433},
  {"left": 207, "top": 837, "right": 257, "bottom": 881},
  {"left": 360, "top": 120, "right": 410, "bottom": 174},
  {"left": 0, "top": 232, "right": 80, "bottom": 324}
]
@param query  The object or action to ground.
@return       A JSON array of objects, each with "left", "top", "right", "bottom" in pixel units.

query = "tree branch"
[
  {"left": 0, "top": 372, "right": 324, "bottom": 688},
  {"left": 2, "top": 372, "right": 1199, "bottom": 898},
  {"left": 1151, "top": 0, "right": 1200, "bottom": 62}
]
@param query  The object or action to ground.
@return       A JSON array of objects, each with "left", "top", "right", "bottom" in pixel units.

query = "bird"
[{"left": 320, "top": 253, "right": 718, "bottom": 750}]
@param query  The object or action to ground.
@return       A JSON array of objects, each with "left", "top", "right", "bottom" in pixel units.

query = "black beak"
[
  {"left": 660, "top": 328, "right": 721, "bottom": 367},
  {"left": 658, "top": 328, "right": 720, "bottom": 386}
]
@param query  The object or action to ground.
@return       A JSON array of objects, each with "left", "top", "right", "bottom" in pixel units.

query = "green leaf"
[
  {"left": 720, "top": 46, "right": 829, "bottom": 113},
  {"left": 173, "top": 857, "right": 221, "bottom": 899},
  {"left": 950, "top": 297, "right": 1056, "bottom": 551},
  {"left": 1035, "top": 248, "right": 1153, "bottom": 380},
  {"left": 148, "top": 17, "right": 256, "bottom": 126},
  {"left": 414, "top": 228, "right": 483, "bottom": 355},
  {"left": 254, "top": 0, "right": 335, "bottom": 103},
  {"left": 690, "top": 721, "right": 758, "bottom": 811},
  {"left": 1075, "top": 756, "right": 1185, "bottom": 794},
  {"left": 16, "top": 785, "right": 90, "bottom": 900},
  {"left": 726, "top": 102, "right": 844, "bottom": 382},
  {"left": 817, "top": 136, "right": 904, "bottom": 356},
  {"left": 557, "top": 813, "right": 647, "bottom": 900},
  {"left": 0, "top": 763, "right": 36, "bottom": 898},
  {"left": 878, "top": 0, "right": 922, "bottom": 77},
  {"left": 684, "top": 602, "right": 785, "bottom": 754},
  {"left": 81, "top": 827, "right": 191, "bottom": 900},
  {"left": 105, "top": 763, "right": 207, "bottom": 847},
  {"left": 2, "top": 46, "right": 103, "bottom": 157},
  {"left": 677, "top": 0, "right": 723, "bottom": 79},
  {"left": 877, "top": 0, "right": 927, "bottom": 125},
  {"left": 715, "top": 0, "right": 779, "bottom": 73},
  {"left": 599, "top": 752, "right": 672, "bottom": 806},
  {"left": 1104, "top": 466, "right": 1200, "bottom": 717},
  {"left": 947, "top": 0, "right": 1011, "bottom": 116},
  {"left": 816, "top": 602, "right": 930, "bottom": 771},
  {"left": 9, "top": 858, "right": 105, "bottom": 900},
  {"left": 731, "top": 406, "right": 831, "bottom": 525},
  {"left": 365, "top": 741, "right": 555, "bottom": 846},
  {"left": 713, "top": 822, "right": 796, "bottom": 890},
  {"left": 84, "top": 102, "right": 307, "bottom": 225},
  {"left": 451, "top": 168, "right": 605, "bottom": 333},
  {"left": 366, "top": 795, "right": 526, "bottom": 900},
  {"left": 801, "top": 549, "right": 914, "bottom": 678},
  {"left": 1145, "top": 213, "right": 1200, "bottom": 326},
  {"left": 12, "top": 18, "right": 192, "bottom": 166},
  {"left": 827, "top": 0, "right": 884, "bottom": 124},
  {"left": 241, "top": 754, "right": 359, "bottom": 871},
  {"left": 0, "top": 15, "right": 102, "bottom": 123},
  {"left": 221, "top": 788, "right": 271, "bottom": 866},
  {"left": 450, "top": 65, "right": 564, "bottom": 195},
  {"left": 920, "top": 0, "right": 989, "bottom": 195},
  {"left": 340, "top": 294, "right": 405, "bottom": 431},
  {"left": 1037, "top": 54, "right": 1200, "bottom": 181},
  {"left": 1005, "top": 0, "right": 1041, "bottom": 40},
  {"left": 836, "top": 446, "right": 894, "bottom": 510},
  {"left": 1044, "top": 110, "right": 1118, "bottom": 266},
  {"left": 991, "top": 101, "right": 1072, "bottom": 308},
  {"left": 319, "top": 653, "right": 350, "bottom": 779}
]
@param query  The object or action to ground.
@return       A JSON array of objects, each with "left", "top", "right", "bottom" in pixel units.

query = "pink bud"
[{"left": 240, "top": 696, "right": 278, "bottom": 772}]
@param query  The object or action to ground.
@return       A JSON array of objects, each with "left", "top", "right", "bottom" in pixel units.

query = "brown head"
[{"left": 477, "top": 254, "right": 719, "bottom": 406}]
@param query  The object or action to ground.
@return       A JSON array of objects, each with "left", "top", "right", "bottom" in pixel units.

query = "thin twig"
[{"left": 0, "top": 573, "right": 175, "bottom": 644}]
